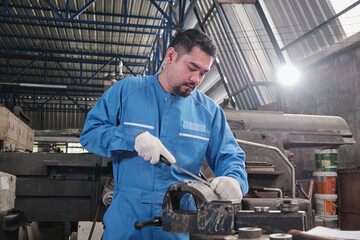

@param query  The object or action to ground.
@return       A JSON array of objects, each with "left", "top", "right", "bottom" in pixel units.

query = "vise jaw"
[{"left": 162, "top": 182, "right": 241, "bottom": 235}]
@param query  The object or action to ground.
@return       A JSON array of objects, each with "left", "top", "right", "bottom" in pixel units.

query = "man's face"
[{"left": 166, "top": 46, "right": 213, "bottom": 97}]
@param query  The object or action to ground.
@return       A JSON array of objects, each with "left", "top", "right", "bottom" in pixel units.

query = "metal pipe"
[
  {"left": 263, "top": 188, "right": 283, "bottom": 199},
  {"left": 251, "top": 187, "right": 283, "bottom": 198},
  {"left": 235, "top": 138, "right": 295, "bottom": 198}
]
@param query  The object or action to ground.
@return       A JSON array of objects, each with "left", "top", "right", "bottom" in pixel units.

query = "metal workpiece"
[
  {"left": 162, "top": 182, "right": 241, "bottom": 235},
  {"left": 269, "top": 233, "right": 292, "bottom": 240},
  {"left": 254, "top": 206, "right": 270, "bottom": 213},
  {"left": 280, "top": 200, "right": 299, "bottom": 213},
  {"left": 238, "top": 227, "right": 262, "bottom": 239}
]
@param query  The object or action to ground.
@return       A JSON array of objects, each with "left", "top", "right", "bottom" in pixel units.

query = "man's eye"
[{"left": 189, "top": 67, "right": 195, "bottom": 71}]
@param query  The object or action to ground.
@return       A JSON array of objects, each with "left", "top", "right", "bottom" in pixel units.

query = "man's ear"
[{"left": 167, "top": 47, "right": 177, "bottom": 63}]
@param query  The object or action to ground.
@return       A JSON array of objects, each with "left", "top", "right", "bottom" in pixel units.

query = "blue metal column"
[
  {"left": 124, "top": 0, "right": 128, "bottom": 23},
  {"left": 3, "top": 0, "right": 8, "bottom": 13},
  {"left": 6, "top": 49, "right": 10, "bottom": 81},
  {"left": 43, "top": 53, "right": 48, "bottom": 83},
  {"left": 80, "top": 55, "right": 83, "bottom": 84}
]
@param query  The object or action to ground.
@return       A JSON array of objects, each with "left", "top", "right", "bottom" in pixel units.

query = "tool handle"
[
  {"left": 159, "top": 155, "right": 171, "bottom": 166},
  {"left": 134, "top": 217, "right": 162, "bottom": 230}
]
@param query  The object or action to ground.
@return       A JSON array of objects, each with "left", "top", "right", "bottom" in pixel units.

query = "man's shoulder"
[
  {"left": 190, "top": 90, "right": 220, "bottom": 114},
  {"left": 119, "top": 75, "right": 154, "bottom": 88},
  {"left": 112, "top": 75, "right": 156, "bottom": 94}
]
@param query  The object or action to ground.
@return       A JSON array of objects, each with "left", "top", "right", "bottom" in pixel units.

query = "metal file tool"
[{"left": 160, "top": 155, "right": 211, "bottom": 187}]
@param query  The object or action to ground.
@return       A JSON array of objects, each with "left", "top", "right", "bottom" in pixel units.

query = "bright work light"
[{"left": 276, "top": 64, "right": 300, "bottom": 86}]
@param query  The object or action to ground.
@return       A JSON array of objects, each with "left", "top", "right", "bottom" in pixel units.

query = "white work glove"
[
  {"left": 210, "top": 176, "right": 243, "bottom": 200},
  {"left": 134, "top": 131, "right": 176, "bottom": 165}
]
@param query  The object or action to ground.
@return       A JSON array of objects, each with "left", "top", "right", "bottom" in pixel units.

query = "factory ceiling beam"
[
  {"left": 43, "top": 0, "right": 64, "bottom": 19},
  {"left": 150, "top": 0, "right": 177, "bottom": 27},
  {"left": 82, "top": 57, "right": 115, "bottom": 86},
  {"left": 0, "top": 67, "right": 141, "bottom": 76},
  {"left": 0, "top": 13, "right": 173, "bottom": 30},
  {"left": 8, "top": 52, "right": 45, "bottom": 82},
  {"left": 0, "top": 46, "right": 150, "bottom": 59},
  {"left": 0, "top": 56, "right": 146, "bottom": 67},
  {"left": 71, "top": 0, "right": 97, "bottom": 20},
  {"left": 255, "top": 1, "right": 285, "bottom": 64},
  {"left": 123, "top": 0, "right": 128, "bottom": 23},
  {"left": 0, "top": 34, "right": 153, "bottom": 49},
  {"left": 0, "top": 20, "right": 160, "bottom": 35},
  {"left": 49, "top": 53, "right": 78, "bottom": 85},
  {"left": 182, "top": 0, "right": 197, "bottom": 26},
  {"left": 2, "top": 4, "right": 167, "bottom": 21},
  {"left": 0, "top": 85, "right": 105, "bottom": 94}
]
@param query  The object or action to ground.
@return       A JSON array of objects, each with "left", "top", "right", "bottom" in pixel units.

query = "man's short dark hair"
[{"left": 169, "top": 29, "right": 217, "bottom": 59}]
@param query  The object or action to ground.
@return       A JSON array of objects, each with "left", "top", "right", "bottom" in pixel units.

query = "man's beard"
[{"left": 173, "top": 83, "right": 195, "bottom": 97}]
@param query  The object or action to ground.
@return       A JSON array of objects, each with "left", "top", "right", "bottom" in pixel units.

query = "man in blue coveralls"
[{"left": 80, "top": 29, "right": 248, "bottom": 240}]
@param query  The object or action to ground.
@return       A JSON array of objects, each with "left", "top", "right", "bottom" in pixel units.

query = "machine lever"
[{"left": 134, "top": 217, "right": 162, "bottom": 230}]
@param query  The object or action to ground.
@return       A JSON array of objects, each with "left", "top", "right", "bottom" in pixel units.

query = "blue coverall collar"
[{"left": 154, "top": 72, "right": 191, "bottom": 99}]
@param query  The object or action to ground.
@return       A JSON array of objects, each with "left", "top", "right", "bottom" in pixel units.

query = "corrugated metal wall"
[
  {"left": 27, "top": 104, "right": 86, "bottom": 130},
  {"left": 262, "top": 0, "right": 345, "bottom": 62},
  {"left": 196, "top": 0, "right": 278, "bottom": 110}
]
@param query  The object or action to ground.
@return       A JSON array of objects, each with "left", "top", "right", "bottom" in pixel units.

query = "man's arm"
[
  {"left": 206, "top": 106, "right": 248, "bottom": 197},
  {"left": 80, "top": 82, "right": 142, "bottom": 157}
]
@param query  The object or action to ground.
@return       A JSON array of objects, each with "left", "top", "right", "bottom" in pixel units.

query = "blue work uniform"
[{"left": 80, "top": 73, "right": 248, "bottom": 240}]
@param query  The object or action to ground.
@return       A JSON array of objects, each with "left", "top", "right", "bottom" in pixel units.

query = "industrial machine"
[
  {"left": 0, "top": 109, "right": 355, "bottom": 239},
  {"left": 224, "top": 109, "right": 355, "bottom": 198},
  {"left": 0, "top": 152, "right": 112, "bottom": 223}
]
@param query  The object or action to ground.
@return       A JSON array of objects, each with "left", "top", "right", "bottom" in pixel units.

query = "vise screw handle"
[{"left": 134, "top": 217, "right": 162, "bottom": 230}]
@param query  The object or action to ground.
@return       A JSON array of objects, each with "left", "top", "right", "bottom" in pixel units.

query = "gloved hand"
[
  {"left": 134, "top": 131, "right": 176, "bottom": 165},
  {"left": 210, "top": 176, "right": 243, "bottom": 200}
]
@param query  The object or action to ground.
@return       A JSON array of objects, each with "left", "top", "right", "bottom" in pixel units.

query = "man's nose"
[{"left": 190, "top": 74, "right": 201, "bottom": 85}]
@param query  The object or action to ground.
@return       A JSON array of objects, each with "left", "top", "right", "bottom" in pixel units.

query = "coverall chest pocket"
[{"left": 176, "top": 128, "right": 210, "bottom": 173}]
